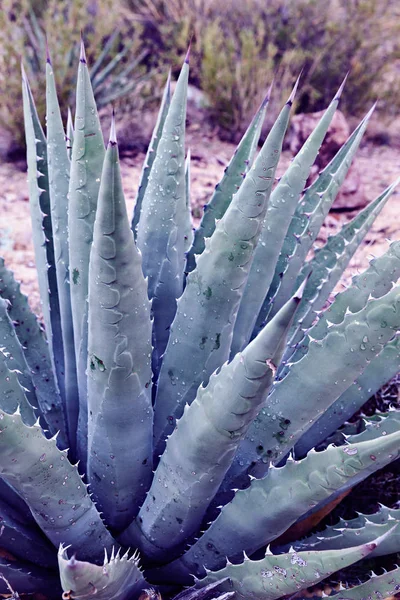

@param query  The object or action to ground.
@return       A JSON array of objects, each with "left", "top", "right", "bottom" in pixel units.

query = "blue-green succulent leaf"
[
  {"left": 46, "top": 57, "right": 79, "bottom": 453},
  {"left": 225, "top": 267, "right": 400, "bottom": 487},
  {"left": 231, "top": 79, "right": 346, "bottom": 357},
  {"left": 0, "top": 258, "right": 67, "bottom": 443},
  {"left": 21, "top": 63, "right": 66, "bottom": 404},
  {"left": 185, "top": 88, "right": 270, "bottom": 274},
  {"left": 169, "top": 429, "right": 400, "bottom": 577},
  {"left": 136, "top": 58, "right": 188, "bottom": 380},
  {"left": 0, "top": 298, "right": 36, "bottom": 424},
  {"left": 251, "top": 106, "right": 374, "bottom": 343},
  {"left": 87, "top": 120, "right": 153, "bottom": 531},
  {"left": 68, "top": 40, "right": 105, "bottom": 467},
  {"left": 192, "top": 533, "right": 393, "bottom": 600},
  {"left": 58, "top": 545, "right": 147, "bottom": 600},
  {"left": 283, "top": 179, "right": 399, "bottom": 362},
  {"left": 293, "top": 505, "right": 400, "bottom": 559},
  {"left": 0, "top": 557, "right": 61, "bottom": 597},
  {"left": 120, "top": 290, "right": 301, "bottom": 558},
  {"left": 131, "top": 70, "right": 171, "bottom": 238},
  {"left": 0, "top": 410, "right": 114, "bottom": 560},
  {"left": 329, "top": 567, "right": 400, "bottom": 600},
  {"left": 294, "top": 335, "right": 400, "bottom": 457},
  {"left": 183, "top": 148, "right": 194, "bottom": 253},
  {"left": 154, "top": 87, "right": 294, "bottom": 455}
]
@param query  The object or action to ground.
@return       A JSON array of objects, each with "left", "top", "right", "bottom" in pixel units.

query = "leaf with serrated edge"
[
  {"left": 294, "top": 336, "right": 400, "bottom": 457},
  {"left": 231, "top": 79, "right": 346, "bottom": 358},
  {"left": 21, "top": 63, "right": 66, "bottom": 406},
  {"left": 0, "top": 257, "right": 67, "bottom": 443},
  {"left": 58, "top": 545, "right": 147, "bottom": 600},
  {"left": 131, "top": 70, "right": 171, "bottom": 239},
  {"left": 68, "top": 40, "right": 105, "bottom": 468},
  {"left": 46, "top": 54, "right": 79, "bottom": 453},
  {"left": 293, "top": 504, "right": 400, "bottom": 559},
  {"left": 0, "top": 410, "right": 114, "bottom": 560},
  {"left": 167, "top": 429, "right": 400, "bottom": 577},
  {"left": 87, "top": 118, "right": 153, "bottom": 530},
  {"left": 252, "top": 107, "right": 374, "bottom": 344},
  {"left": 185, "top": 88, "right": 270, "bottom": 274},
  {"left": 282, "top": 180, "right": 399, "bottom": 364},
  {"left": 154, "top": 85, "right": 295, "bottom": 456},
  {"left": 136, "top": 56, "right": 188, "bottom": 381},
  {"left": 224, "top": 276, "right": 400, "bottom": 489},
  {"left": 120, "top": 290, "right": 301, "bottom": 558},
  {"left": 193, "top": 531, "right": 394, "bottom": 600}
]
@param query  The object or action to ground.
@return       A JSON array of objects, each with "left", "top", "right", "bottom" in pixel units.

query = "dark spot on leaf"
[
  {"left": 203, "top": 286, "right": 212, "bottom": 299},
  {"left": 72, "top": 268, "right": 80, "bottom": 284},
  {"left": 213, "top": 333, "right": 221, "bottom": 350},
  {"left": 199, "top": 336, "right": 208, "bottom": 349}
]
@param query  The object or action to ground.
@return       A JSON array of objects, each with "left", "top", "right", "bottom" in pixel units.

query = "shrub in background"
[
  {"left": 0, "top": 0, "right": 149, "bottom": 154},
  {"left": 127, "top": 0, "right": 400, "bottom": 141}
]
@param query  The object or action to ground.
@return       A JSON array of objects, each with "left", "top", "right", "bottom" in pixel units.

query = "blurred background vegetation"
[{"left": 1, "top": 0, "right": 400, "bottom": 155}]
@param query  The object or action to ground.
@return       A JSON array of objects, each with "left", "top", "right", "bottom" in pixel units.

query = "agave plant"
[{"left": 0, "top": 39, "right": 399, "bottom": 599}]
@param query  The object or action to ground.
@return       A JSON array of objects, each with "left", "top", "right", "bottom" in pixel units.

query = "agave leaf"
[
  {"left": 329, "top": 567, "right": 400, "bottom": 600},
  {"left": 131, "top": 70, "right": 171, "bottom": 238},
  {"left": 183, "top": 148, "right": 194, "bottom": 253},
  {"left": 294, "top": 335, "right": 400, "bottom": 457},
  {"left": 230, "top": 79, "right": 346, "bottom": 357},
  {"left": 283, "top": 180, "right": 399, "bottom": 363},
  {"left": 169, "top": 429, "right": 400, "bottom": 577},
  {"left": 87, "top": 119, "right": 153, "bottom": 531},
  {"left": 0, "top": 492, "right": 57, "bottom": 567},
  {"left": 185, "top": 88, "right": 270, "bottom": 274},
  {"left": 68, "top": 39, "right": 105, "bottom": 467},
  {"left": 345, "top": 409, "right": 400, "bottom": 442},
  {"left": 193, "top": 532, "right": 394, "bottom": 600},
  {"left": 252, "top": 107, "right": 374, "bottom": 343},
  {"left": 58, "top": 545, "right": 147, "bottom": 600},
  {"left": 0, "top": 557, "right": 61, "bottom": 597},
  {"left": 0, "top": 410, "right": 114, "bottom": 560},
  {"left": 225, "top": 274, "right": 400, "bottom": 488},
  {"left": 0, "top": 299, "right": 37, "bottom": 424},
  {"left": 136, "top": 56, "right": 188, "bottom": 380},
  {"left": 67, "top": 106, "right": 74, "bottom": 160},
  {"left": 121, "top": 290, "right": 302, "bottom": 558},
  {"left": 0, "top": 349, "right": 36, "bottom": 428},
  {"left": 21, "top": 63, "right": 66, "bottom": 403},
  {"left": 293, "top": 505, "right": 400, "bottom": 558},
  {"left": 0, "top": 258, "right": 67, "bottom": 441},
  {"left": 154, "top": 85, "right": 295, "bottom": 455},
  {"left": 46, "top": 54, "right": 79, "bottom": 452}
]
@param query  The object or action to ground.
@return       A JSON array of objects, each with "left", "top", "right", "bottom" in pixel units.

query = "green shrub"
[
  {"left": 127, "top": 0, "right": 400, "bottom": 140},
  {"left": 0, "top": 0, "right": 148, "bottom": 153}
]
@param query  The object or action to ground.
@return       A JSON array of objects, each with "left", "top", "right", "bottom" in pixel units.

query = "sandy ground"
[{"left": 0, "top": 133, "right": 399, "bottom": 315}]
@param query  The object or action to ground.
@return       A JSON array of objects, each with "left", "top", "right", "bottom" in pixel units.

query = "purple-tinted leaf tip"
[
  {"left": 21, "top": 61, "right": 27, "bottom": 83},
  {"left": 184, "top": 41, "right": 191, "bottom": 65},
  {"left": 80, "top": 34, "right": 87, "bottom": 64},
  {"left": 262, "top": 78, "right": 274, "bottom": 107},
  {"left": 287, "top": 69, "right": 303, "bottom": 105},
  {"left": 334, "top": 72, "right": 349, "bottom": 101},
  {"left": 46, "top": 37, "right": 51, "bottom": 65},
  {"left": 109, "top": 109, "right": 117, "bottom": 146}
]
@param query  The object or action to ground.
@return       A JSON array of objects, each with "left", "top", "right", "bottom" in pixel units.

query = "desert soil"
[{"left": 0, "top": 130, "right": 399, "bottom": 315}]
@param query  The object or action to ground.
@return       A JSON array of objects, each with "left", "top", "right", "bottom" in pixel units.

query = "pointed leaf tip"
[
  {"left": 263, "top": 79, "right": 274, "bottom": 106},
  {"left": 287, "top": 70, "right": 303, "bottom": 105},
  {"left": 294, "top": 271, "right": 312, "bottom": 300},
  {"left": 335, "top": 72, "right": 349, "bottom": 100},
  {"left": 46, "top": 37, "right": 51, "bottom": 65},
  {"left": 80, "top": 35, "right": 87, "bottom": 64},
  {"left": 109, "top": 110, "right": 117, "bottom": 145},
  {"left": 184, "top": 41, "right": 191, "bottom": 64}
]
